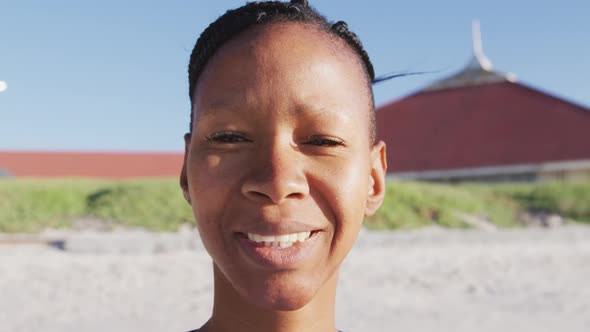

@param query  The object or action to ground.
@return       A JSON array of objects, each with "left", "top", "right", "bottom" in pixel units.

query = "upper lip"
[{"left": 235, "top": 219, "right": 322, "bottom": 236}]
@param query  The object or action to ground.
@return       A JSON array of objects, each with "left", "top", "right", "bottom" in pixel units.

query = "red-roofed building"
[
  {"left": 0, "top": 151, "right": 183, "bottom": 178},
  {"left": 377, "top": 22, "right": 590, "bottom": 182},
  {"left": 0, "top": 74, "right": 185, "bottom": 178}
]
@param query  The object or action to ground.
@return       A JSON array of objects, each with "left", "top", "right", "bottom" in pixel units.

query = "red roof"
[
  {"left": 376, "top": 82, "right": 590, "bottom": 173},
  {"left": 0, "top": 151, "right": 184, "bottom": 178}
]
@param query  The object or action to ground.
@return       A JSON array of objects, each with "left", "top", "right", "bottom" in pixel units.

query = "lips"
[{"left": 235, "top": 230, "right": 322, "bottom": 269}]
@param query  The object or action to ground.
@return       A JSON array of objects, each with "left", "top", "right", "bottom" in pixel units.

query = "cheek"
[
  {"left": 336, "top": 168, "right": 368, "bottom": 237},
  {"left": 312, "top": 153, "right": 370, "bottom": 239},
  {"left": 186, "top": 151, "right": 245, "bottom": 227},
  {"left": 188, "top": 150, "right": 246, "bottom": 193}
]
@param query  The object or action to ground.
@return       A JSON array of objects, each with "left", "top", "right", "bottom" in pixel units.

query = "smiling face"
[{"left": 181, "top": 23, "right": 386, "bottom": 311}]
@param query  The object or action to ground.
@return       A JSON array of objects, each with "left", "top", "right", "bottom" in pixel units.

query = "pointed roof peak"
[
  {"left": 469, "top": 19, "right": 493, "bottom": 71},
  {"left": 424, "top": 19, "right": 516, "bottom": 92}
]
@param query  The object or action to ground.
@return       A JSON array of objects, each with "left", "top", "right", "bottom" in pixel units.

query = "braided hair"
[{"left": 188, "top": 0, "right": 378, "bottom": 141}]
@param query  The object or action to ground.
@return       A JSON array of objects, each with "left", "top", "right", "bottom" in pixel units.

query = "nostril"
[
  {"left": 244, "top": 189, "right": 305, "bottom": 204},
  {"left": 247, "top": 190, "right": 271, "bottom": 200},
  {"left": 241, "top": 171, "right": 309, "bottom": 204},
  {"left": 255, "top": 191, "right": 269, "bottom": 197},
  {"left": 286, "top": 192, "right": 305, "bottom": 200}
]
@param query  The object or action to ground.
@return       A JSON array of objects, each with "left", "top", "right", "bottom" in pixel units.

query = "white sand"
[{"left": 1, "top": 225, "right": 589, "bottom": 332}]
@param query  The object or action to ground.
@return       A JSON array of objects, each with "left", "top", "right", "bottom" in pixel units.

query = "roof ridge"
[{"left": 423, "top": 20, "right": 517, "bottom": 92}]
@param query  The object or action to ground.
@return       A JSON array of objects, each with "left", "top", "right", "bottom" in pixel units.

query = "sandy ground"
[{"left": 1, "top": 225, "right": 589, "bottom": 332}]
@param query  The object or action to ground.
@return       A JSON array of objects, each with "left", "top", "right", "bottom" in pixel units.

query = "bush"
[{"left": 0, "top": 178, "right": 193, "bottom": 232}]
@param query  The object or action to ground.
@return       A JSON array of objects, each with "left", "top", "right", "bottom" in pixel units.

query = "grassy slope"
[
  {"left": 0, "top": 178, "right": 193, "bottom": 232},
  {"left": 476, "top": 181, "right": 590, "bottom": 223},
  {"left": 365, "top": 181, "right": 520, "bottom": 230},
  {"left": 0, "top": 178, "right": 588, "bottom": 232},
  {"left": 366, "top": 180, "right": 590, "bottom": 229}
]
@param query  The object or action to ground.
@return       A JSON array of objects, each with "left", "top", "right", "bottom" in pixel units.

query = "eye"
[
  {"left": 304, "top": 136, "right": 346, "bottom": 147},
  {"left": 205, "top": 131, "right": 251, "bottom": 143}
]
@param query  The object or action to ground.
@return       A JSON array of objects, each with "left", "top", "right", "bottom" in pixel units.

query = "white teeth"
[
  {"left": 276, "top": 234, "right": 290, "bottom": 242},
  {"left": 297, "top": 231, "right": 311, "bottom": 242},
  {"left": 279, "top": 241, "right": 293, "bottom": 248},
  {"left": 246, "top": 231, "right": 313, "bottom": 247},
  {"left": 261, "top": 235, "right": 275, "bottom": 242}
]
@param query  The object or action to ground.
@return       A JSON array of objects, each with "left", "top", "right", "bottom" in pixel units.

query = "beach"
[{"left": 1, "top": 225, "right": 589, "bottom": 332}]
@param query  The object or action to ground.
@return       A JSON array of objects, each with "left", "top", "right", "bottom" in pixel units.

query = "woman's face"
[{"left": 181, "top": 23, "right": 386, "bottom": 311}]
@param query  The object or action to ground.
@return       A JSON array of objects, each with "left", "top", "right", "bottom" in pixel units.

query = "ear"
[
  {"left": 365, "top": 140, "right": 387, "bottom": 216},
  {"left": 180, "top": 133, "right": 192, "bottom": 205}
]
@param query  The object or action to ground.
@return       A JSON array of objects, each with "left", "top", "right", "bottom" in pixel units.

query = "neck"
[{"left": 203, "top": 264, "right": 338, "bottom": 332}]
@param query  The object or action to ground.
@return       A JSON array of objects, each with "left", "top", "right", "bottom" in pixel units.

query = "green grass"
[
  {"left": 478, "top": 181, "right": 590, "bottom": 223},
  {"left": 0, "top": 178, "right": 588, "bottom": 232},
  {"left": 0, "top": 178, "right": 193, "bottom": 233},
  {"left": 365, "top": 180, "right": 590, "bottom": 230},
  {"left": 365, "top": 181, "right": 521, "bottom": 230}
]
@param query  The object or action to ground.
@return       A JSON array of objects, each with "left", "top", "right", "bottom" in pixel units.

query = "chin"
[{"left": 237, "top": 271, "right": 322, "bottom": 311}]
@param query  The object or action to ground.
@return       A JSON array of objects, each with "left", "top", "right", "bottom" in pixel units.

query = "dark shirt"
[{"left": 188, "top": 329, "right": 342, "bottom": 332}]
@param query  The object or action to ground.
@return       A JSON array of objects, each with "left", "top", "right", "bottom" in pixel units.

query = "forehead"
[{"left": 193, "top": 22, "right": 371, "bottom": 122}]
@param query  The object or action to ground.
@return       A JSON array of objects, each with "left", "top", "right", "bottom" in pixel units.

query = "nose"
[{"left": 241, "top": 143, "right": 309, "bottom": 204}]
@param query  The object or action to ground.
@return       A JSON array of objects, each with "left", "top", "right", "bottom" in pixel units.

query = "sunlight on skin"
[
  {"left": 207, "top": 155, "right": 221, "bottom": 169},
  {"left": 180, "top": 14, "right": 387, "bottom": 331}
]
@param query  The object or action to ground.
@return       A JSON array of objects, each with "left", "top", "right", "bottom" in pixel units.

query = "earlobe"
[
  {"left": 180, "top": 133, "right": 192, "bottom": 205},
  {"left": 365, "top": 141, "right": 387, "bottom": 216}
]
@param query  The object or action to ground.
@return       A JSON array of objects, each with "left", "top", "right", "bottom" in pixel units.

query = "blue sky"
[{"left": 1, "top": 0, "right": 588, "bottom": 152}]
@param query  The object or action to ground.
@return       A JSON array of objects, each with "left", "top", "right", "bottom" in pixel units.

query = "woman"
[{"left": 180, "top": 1, "right": 387, "bottom": 331}]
